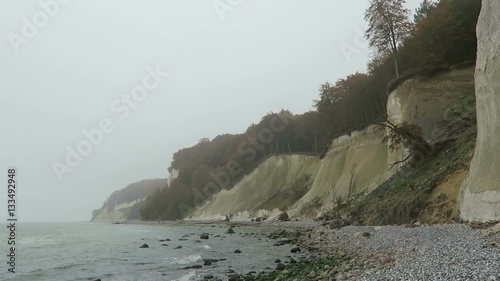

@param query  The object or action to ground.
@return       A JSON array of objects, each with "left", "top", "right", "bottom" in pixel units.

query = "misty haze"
[{"left": 1, "top": 0, "right": 500, "bottom": 280}]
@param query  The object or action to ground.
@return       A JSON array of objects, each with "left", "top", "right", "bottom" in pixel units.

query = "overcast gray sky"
[{"left": 0, "top": 0, "right": 422, "bottom": 222}]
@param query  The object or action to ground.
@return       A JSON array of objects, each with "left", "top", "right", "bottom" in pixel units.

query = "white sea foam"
[
  {"left": 168, "top": 254, "right": 202, "bottom": 265},
  {"left": 200, "top": 245, "right": 211, "bottom": 250}
]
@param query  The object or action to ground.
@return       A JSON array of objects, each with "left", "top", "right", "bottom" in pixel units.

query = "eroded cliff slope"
[
  {"left": 189, "top": 155, "right": 321, "bottom": 220},
  {"left": 188, "top": 68, "right": 475, "bottom": 221},
  {"left": 288, "top": 125, "right": 395, "bottom": 218}
]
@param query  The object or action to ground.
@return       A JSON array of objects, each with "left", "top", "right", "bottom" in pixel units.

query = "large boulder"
[
  {"left": 277, "top": 212, "right": 290, "bottom": 221},
  {"left": 461, "top": 0, "right": 500, "bottom": 222}
]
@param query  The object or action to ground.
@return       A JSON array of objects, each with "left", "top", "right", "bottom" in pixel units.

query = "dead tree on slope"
[{"left": 380, "top": 120, "right": 433, "bottom": 169}]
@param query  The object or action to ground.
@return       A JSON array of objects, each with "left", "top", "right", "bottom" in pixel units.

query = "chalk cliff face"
[
  {"left": 387, "top": 68, "right": 474, "bottom": 140},
  {"left": 387, "top": 68, "right": 475, "bottom": 166},
  {"left": 288, "top": 125, "right": 395, "bottom": 217},
  {"left": 91, "top": 178, "right": 166, "bottom": 221},
  {"left": 168, "top": 169, "right": 179, "bottom": 186},
  {"left": 189, "top": 155, "right": 321, "bottom": 220},
  {"left": 92, "top": 199, "right": 145, "bottom": 222},
  {"left": 188, "top": 68, "right": 474, "bottom": 221},
  {"left": 461, "top": 0, "right": 500, "bottom": 222},
  {"left": 188, "top": 125, "right": 398, "bottom": 220}
]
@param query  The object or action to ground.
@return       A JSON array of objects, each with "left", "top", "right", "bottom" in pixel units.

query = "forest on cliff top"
[{"left": 140, "top": 0, "right": 481, "bottom": 220}]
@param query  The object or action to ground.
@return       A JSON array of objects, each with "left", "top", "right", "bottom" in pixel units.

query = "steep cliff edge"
[
  {"left": 91, "top": 178, "right": 166, "bottom": 221},
  {"left": 188, "top": 67, "right": 474, "bottom": 222},
  {"left": 387, "top": 68, "right": 475, "bottom": 166},
  {"left": 291, "top": 68, "right": 474, "bottom": 220},
  {"left": 288, "top": 125, "right": 395, "bottom": 218},
  {"left": 350, "top": 67, "right": 476, "bottom": 225},
  {"left": 461, "top": 0, "right": 500, "bottom": 222},
  {"left": 189, "top": 155, "right": 321, "bottom": 220},
  {"left": 387, "top": 68, "right": 474, "bottom": 139}
]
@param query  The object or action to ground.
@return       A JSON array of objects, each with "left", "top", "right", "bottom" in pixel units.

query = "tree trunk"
[{"left": 394, "top": 55, "right": 400, "bottom": 78}]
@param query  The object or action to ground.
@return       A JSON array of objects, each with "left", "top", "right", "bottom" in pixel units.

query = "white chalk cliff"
[
  {"left": 168, "top": 169, "right": 179, "bottom": 186},
  {"left": 92, "top": 198, "right": 145, "bottom": 222},
  {"left": 287, "top": 125, "right": 395, "bottom": 217},
  {"left": 91, "top": 178, "right": 166, "bottom": 221},
  {"left": 189, "top": 155, "right": 321, "bottom": 220},
  {"left": 187, "top": 67, "right": 473, "bottom": 221},
  {"left": 461, "top": 0, "right": 500, "bottom": 222},
  {"left": 188, "top": 71, "right": 473, "bottom": 220}
]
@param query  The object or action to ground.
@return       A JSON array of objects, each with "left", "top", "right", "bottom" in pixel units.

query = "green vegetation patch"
[{"left": 251, "top": 257, "right": 339, "bottom": 281}]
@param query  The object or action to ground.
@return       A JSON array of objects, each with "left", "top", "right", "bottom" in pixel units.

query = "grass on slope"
[{"left": 350, "top": 94, "right": 477, "bottom": 225}]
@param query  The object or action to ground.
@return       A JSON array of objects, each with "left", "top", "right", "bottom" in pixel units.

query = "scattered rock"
[
  {"left": 276, "top": 263, "right": 286, "bottom": 270},
  {"left": 277, "top": 212, "right": 290, "bottom": 221},
  {"left": 174, "top": 246, "right": 182, "bottom": 249},
  {"left": 329, "top": 219, "right": 343, "bottom": 229},
  {"left": 291, "top": 247, "right": 301, "bottom": 253},
  {"left": 381, "top": 256, "right": 396, "bottom": 265},
  {"left": 234, "top": 249, "right": 242, "bottom": 253},
  {"left": 182, "top": 265, "right": 202, "bottom": 270},
  {"left": 200, "top": 233, "right": 209, "bottom": 240},
  {"left": 226, "top": 228, "right": 235, "bottom": 234},
  {"left": 335, "top": 273, "right": 348, "bottom": 280},
  {"left": 139, "top": 244, "right": 149, "bottom": 248},
  {"left": 355, "top": 232, "right": 371, "bottom": 239}
]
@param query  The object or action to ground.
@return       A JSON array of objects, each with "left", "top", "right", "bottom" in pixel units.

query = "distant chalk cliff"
[{"left": 91, "top": 178, "right": 166, "bottom": 221}]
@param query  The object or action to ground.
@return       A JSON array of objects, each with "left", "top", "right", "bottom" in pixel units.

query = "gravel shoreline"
[
  {"left": 255, "top": 221, "right": 500, "bottom": 281},
  {"left": 114, "top": 219, "right": 500, "bottom": 280}
]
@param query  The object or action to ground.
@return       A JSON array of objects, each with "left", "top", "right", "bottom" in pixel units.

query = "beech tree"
[{"left": 364, "top": 0, "right": 413, "bottom": 78}]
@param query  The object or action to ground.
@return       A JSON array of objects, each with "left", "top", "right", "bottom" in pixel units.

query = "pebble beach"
[{"left": 249, "top": 220, "right": 500, "bottom": 281}]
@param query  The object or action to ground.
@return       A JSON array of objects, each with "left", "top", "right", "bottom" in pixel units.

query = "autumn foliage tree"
[
  {"left": 364, "top": 0, "right": 413, "bottom": 78},
  {"left": 315, "top": 73, "right": 386, "bottom": 135}
]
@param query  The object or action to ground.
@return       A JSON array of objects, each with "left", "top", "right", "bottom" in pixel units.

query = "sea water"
[{"left": 0, "top": 222, "right": 296, "bottom": 281}]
